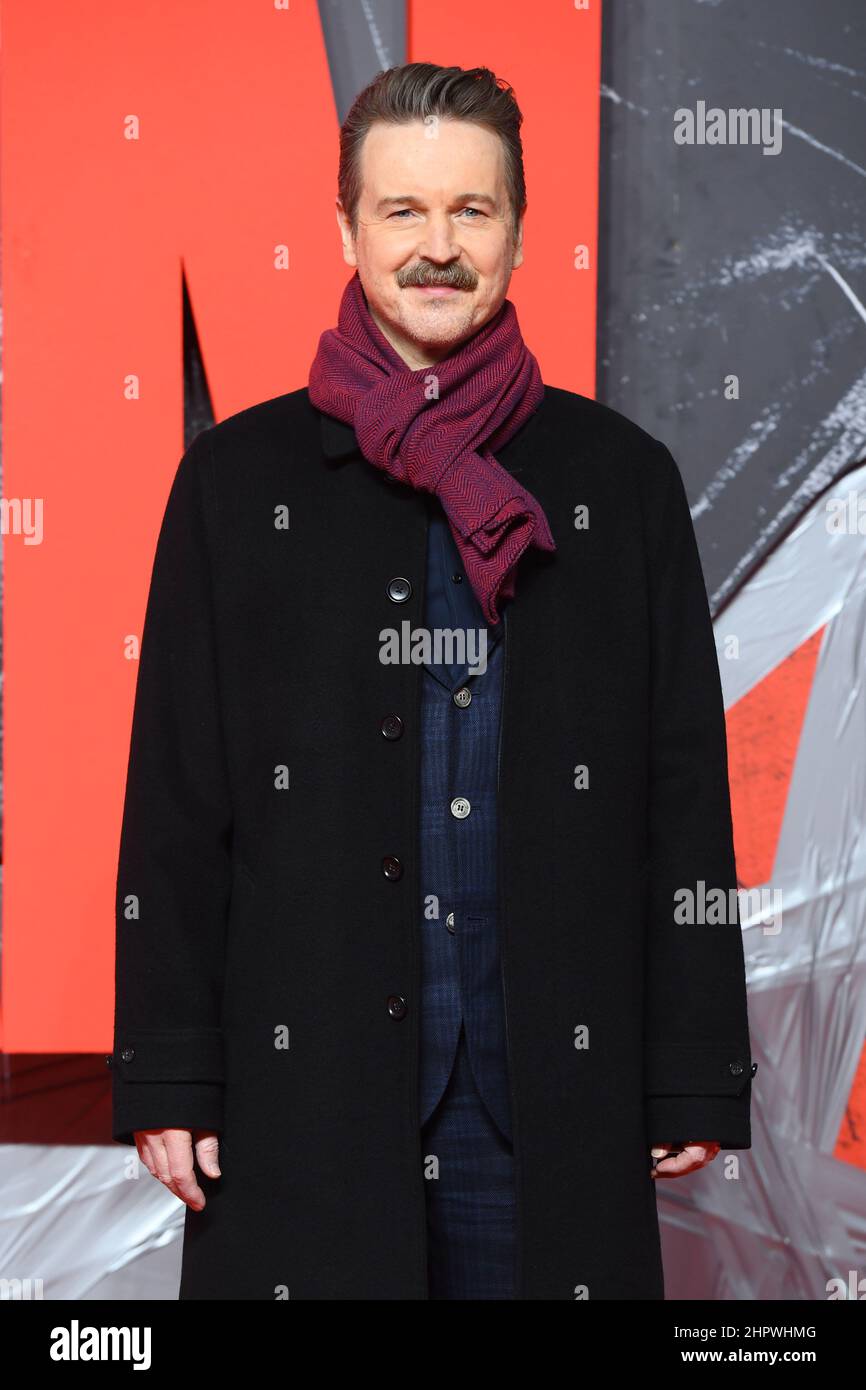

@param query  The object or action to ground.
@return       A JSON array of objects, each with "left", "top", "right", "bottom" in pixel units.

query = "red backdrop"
[{"left": 0, "top": 0, "right": 602, "bottom": 1051}]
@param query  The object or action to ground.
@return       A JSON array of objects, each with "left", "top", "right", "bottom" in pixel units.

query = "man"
[{"left": 110, "top": 62, "right": 756, "bottom": 1300}]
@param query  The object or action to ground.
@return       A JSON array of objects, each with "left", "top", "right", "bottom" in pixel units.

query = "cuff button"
[{"left": 120, "top": 1046, "right": 136, "bottom": 1063}]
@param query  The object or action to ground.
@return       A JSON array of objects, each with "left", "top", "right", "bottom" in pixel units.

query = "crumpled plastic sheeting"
[
  {"left": 658, "top": 461, "right": 866, "bottom": 1300},
  {"left": 0, "top": 1143, "right": 184, "bottom": 1299}
]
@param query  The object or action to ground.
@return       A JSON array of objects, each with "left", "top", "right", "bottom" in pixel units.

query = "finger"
[
  {"left": 135, "top": 1133, "right": 159, "bottom": 1179},
  {"left": 148, "top": 1135, "right": 178, "bottom": 1191},
  {"left": 683, "top": 1142, "right": 720, "bottom": 1163},
  {"left": 194, "top": 1131, "right": 221, "bottom": 1178},
  {"left": 163, "top": 1131, "right": 207, "bottom": 1210},
  {"left": 143, "top": 1131, "right": 203, "bottom": 1209},
  {"left": 651, "top": 1151, "right": 697, "bottom": 1178},
  {"left": 143, "top": 1132, "right": 173, "bottom": 1184},
  {"left": 650, "top": 1141, "right": 718, "bottom": 1161},
  {"left": 651, "top": 1144, "right": 715, "bottom": 1179}
]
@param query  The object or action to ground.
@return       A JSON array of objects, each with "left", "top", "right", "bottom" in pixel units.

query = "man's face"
[{"left": 336, "top": 118, "right": 524, "bottom": 370}]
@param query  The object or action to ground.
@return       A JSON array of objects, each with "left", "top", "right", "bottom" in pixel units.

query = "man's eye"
[{"left": 388, "top": 207, "right": 485, "bottom": 219}]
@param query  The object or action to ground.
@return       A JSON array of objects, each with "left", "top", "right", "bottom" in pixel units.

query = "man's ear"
[
  {"left": 512, "top": 207, "right": 526, "bottom": 270},
  {"left": 336, "top": 199, "right": 358, "bottom": 268}
]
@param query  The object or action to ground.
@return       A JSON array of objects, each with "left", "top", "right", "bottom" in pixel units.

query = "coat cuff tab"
[
  {"left": 645, "top": 1044, "right": 755, "bottom": 1098},
  {"left": 111, "top": 1027, "right": 224, "bottom": 1085}
]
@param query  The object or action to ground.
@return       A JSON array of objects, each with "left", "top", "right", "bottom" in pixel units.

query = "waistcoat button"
[{"left": 450, "top": 796, "right": 471, "bottom": 819}]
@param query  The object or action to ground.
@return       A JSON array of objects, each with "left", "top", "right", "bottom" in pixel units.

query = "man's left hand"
[{"left": 650, "top": 1141, "right": 720, "bottom": 1178}]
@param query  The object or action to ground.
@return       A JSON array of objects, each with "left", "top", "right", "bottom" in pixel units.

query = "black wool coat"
[{"left": 110, "top": 383, "right": 756, "bottom": 1300}]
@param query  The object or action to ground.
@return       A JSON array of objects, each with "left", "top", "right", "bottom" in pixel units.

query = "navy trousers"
[{"left": 421, "top": 1024, "right": 517, "bottom": 1300}]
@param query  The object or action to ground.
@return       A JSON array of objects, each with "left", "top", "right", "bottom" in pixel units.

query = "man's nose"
[{"left": 415, "top": 212, "right": 461, "bottom": 260}]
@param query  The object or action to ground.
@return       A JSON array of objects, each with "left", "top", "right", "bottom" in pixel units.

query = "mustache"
[{"left": 398, "top": 264, "right": 477, "bottom": 290}]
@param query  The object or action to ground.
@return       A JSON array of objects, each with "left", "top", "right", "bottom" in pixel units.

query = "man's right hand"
[{"left": 134, "top": 1129, "right": 221, "bottom": 1210}]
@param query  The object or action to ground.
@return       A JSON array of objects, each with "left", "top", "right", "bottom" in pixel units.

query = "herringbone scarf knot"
[{"left": 308, "top": 270, "right": 556, "bottom": 625}]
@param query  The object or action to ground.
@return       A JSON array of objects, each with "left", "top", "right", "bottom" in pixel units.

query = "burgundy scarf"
[{"left": 308, "top": 271, "right": 556, "bottom": 625}]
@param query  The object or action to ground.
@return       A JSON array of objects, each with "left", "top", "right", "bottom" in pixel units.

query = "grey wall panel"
[{"left": 598, "top": 0, "right": 866, "bottom": 610}]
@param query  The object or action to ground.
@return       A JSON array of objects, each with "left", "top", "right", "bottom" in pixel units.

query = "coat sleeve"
[
  {"left": 642, "top": 438, "right": 757, "bottom": 1150},
  {"left": 108, "top": 431, "right": 233, "bottom": 1145}
]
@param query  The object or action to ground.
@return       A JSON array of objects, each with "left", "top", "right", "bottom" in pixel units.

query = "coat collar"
[
  {"left": 319, "top": 409, "right": 360, "bottom": 462},
  {"left": 315, "top": 387, "right": 545, "bottom": 478}
]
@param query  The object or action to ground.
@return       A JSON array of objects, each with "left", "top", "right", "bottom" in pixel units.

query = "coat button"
[
  {"left": 446, "top": 911, "right": 456, "bottom": 934},
  {"left": 120, "top": 1046, "right": 136, "bottom": 1063},
  {"left": 450, "top": 796, "right": 471, "bottom": 819},
  {"left": 729, "top": 1060, "right": 744, "bottom": 1076},
  {"left": 105, "top": 1054, "right": 113, "bottom": 1067},
  {"left": 387, "top": 577, "right": 412, "bottom": 603},
  {"left": 453, "top": 687, "right": 471, "bottom": 708},
  {"left": 387, "top": 995, "right": 408, "bottom": 1020},
  {"left": 380, "top": 714, "right": 404, "bottom": 740},
  {"left": 382, "top": 855, "right": 403, "bottom": 880}
]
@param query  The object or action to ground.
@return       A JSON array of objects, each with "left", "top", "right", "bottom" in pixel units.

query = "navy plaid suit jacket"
[{"left": 417, "top": 500, "right": 513, "bottom": 1144}]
